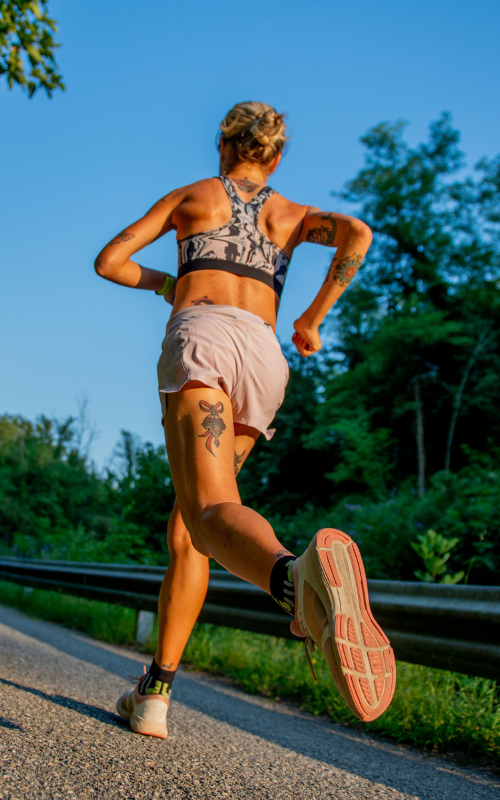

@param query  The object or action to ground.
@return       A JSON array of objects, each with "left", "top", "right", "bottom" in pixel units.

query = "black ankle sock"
[
  {"left": 139, "top": 658, "right": 177, "bottom": 698},
  {"left": 270, "top": 555, "right": 297, "bottom": 617}
]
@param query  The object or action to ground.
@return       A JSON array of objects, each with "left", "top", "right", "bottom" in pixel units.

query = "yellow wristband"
[{"left": 155, "top": 273, "right": 175, "bottom": 296}]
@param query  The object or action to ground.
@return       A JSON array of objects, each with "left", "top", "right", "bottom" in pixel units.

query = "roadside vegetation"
[{"left": 0, "top": 579, "right": 498, "bottom": 760}]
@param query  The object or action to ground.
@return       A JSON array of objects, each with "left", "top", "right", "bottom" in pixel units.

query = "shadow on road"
[
  {"left": 0, "top": 714, "right": 23, "bottom": 731},
  {"left": 0, "top": 676, "right": 127, "bottom": 729}
]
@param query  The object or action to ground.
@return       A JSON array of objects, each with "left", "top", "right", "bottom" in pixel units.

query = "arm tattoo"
[
  {"left": 191, "top": 296, "right": 215, "bottom": 306},
  {"left": 306, "top": 214, "right": 337, "bottom": 246},
  {"left": 198, "top": 401, "right": 226, "bottom": 456},
  {"left": 109, "top": 230, "right": 135, "bottom": 246},
  {"left": 232, "top": 177, "right": 261, "bottom": 192},
  {"left": 234, "top": 450, "right": 247, "bottom": 476},
  {"left": 324, "top": 253, "right": 363, "bottom": 286}
]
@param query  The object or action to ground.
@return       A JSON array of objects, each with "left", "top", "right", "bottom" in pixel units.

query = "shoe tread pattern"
[{"left": 316, "top": 529, "right": 396, "bottom": 722}]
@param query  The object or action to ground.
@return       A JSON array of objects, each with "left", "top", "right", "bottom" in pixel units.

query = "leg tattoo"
[
  {"left": 198, "top": 401, "right": 226, "bottom": 456},
  {"left": 234, "top": 450, "right": 247, "bottom": 476}
]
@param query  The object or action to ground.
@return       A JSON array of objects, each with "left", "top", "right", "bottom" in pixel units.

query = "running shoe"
[
  {"left": 116, "top": 669, "right": 169, "bottom": 739},
  {"left": 292, "top": 529, "right": 396, "bottom": 721}
]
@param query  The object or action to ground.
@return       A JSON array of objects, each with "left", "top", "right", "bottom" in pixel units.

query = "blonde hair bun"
[{"left": 219, "top": 101, "right": 289, "bottom": 171}]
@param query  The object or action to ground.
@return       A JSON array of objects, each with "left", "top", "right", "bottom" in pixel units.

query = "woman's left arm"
[
  {"left": 94, "top": 190, "right": 180, "bottom": 301},
  {"left": 292, "top": 210, "right": 373, "bottom": 356}
]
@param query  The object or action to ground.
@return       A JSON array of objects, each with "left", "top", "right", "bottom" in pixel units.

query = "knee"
[
  {"left": 168, "top": 508, "right": 210, "bottom": 559},
  {"left": 190, "top": 504, "right": 225, "bottom": 551},
  {"left": 197, "top": 505, "right": 219, "bottom": 531},
  {"left": 168, "top": 522, "right": 195, "bottom": 555},
  {"left": 176, "top": 506, "right": 219, "bottom": 558}
]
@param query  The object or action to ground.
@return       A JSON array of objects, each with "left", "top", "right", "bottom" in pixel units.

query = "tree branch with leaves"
[{"left": 0, "top": 0, "right": 64, "bottom": 97}]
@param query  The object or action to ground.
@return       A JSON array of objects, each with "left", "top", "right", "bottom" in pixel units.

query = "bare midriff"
[{"left": 172, "top": 270, "right": 279, "bottom": 330}]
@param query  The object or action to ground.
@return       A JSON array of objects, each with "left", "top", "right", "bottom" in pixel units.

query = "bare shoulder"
[
  {"left": 269, "top": 191, "right": 311, "bottom": 222},
  {"left": 152, "top": 178, "right": 224, "bottom": 232},
  {"left": 162, "top": 177, "right": 221, "bottom": 203},
  {"left": 260, "top": 192, "right": 312, "bottom": 251}
]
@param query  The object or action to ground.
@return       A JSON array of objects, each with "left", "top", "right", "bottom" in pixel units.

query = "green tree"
[
  {"left": 0, "top": 414, "right": 149, "bottom": 563},
  {"left": 310, "top": 115, "right": 500, "bottom": 494},
  {"left": 337, "top": 113, "right": 500, "bottom": 310},
  {"left": 112, "top": 431, "right": 176, "bottom": 556},
  {"left": 0, "top": 0, "right": 64, "bottom": 97}
]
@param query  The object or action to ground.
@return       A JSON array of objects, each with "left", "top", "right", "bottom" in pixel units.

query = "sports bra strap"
[
  {"left": 220, "top": 176, "right": 276, "bottom": 217},
  {"left": 250, "top": 185, "right": 276, "bottom": 214}
]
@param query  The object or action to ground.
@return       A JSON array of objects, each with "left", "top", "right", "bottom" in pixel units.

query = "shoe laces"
[
  {"left": 291, "top": 619, "right": 317, "bottom": 682},
  {"left": 128, "top": 665, "right": 147, "bottom": 685},
  {"left": 303, "top": 637, "right": 317, "bottom": 682}
]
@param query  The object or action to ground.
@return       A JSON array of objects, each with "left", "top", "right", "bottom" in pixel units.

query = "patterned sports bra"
[{"left": 177, "top": 176, "right": 291, "bottom": 299}]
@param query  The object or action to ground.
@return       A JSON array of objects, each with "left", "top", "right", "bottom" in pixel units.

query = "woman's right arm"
[
  {"left": 94, "top": 190, "right": 181, "bottom": 301},
  {"left": 292, "top": 209, "right": 372, "bottom": 356}
]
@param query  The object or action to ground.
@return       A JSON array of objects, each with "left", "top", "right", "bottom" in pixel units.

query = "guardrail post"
[{"left": 134, "top": 610, "right": 155, "bottom": 646}]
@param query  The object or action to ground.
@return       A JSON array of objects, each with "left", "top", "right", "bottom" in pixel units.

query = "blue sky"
[{"left": 1, "top": 0, "right": 499, "bottom": 467}]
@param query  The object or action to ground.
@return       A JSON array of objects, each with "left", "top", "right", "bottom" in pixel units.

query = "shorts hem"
[
  {"left": 235, "top": 414, "right": 276, "bottom": 441},
  {"left": 158, "top": 375, "right": 227, "bottom": 396}
]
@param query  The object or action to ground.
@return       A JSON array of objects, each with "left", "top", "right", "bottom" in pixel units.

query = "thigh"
[
  {"left": 164, "top": 384, "right": 240, "bottom": 531},
  {"left": 233, "top": 423, "right": 260, "bottom": 476},
  {"left": 165, "top": 419, "right": 259, "bottom": 541}
]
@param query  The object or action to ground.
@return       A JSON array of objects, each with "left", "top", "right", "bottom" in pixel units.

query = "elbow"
[
  {"left": 350, "top": 218, "right": 372, "bottom": 245},
  {"left": 94, "top": 255, "right": 112, "bottom": 279}
]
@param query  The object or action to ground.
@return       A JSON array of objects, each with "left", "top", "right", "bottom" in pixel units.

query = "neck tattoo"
[{"left": 232, "top": 177, "right": 261, "bottom": 192}]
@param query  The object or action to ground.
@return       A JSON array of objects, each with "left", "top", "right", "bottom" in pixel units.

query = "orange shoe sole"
[{"left": 315, "top": 529, "right": 396, "bottom": 722}]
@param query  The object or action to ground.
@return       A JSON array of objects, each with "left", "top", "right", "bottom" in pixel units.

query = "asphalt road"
[{"left": 0, "top": 604, "right": 498, "bottom": 800}]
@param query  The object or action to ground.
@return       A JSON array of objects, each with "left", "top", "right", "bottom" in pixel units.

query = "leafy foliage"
[
  {"left": 112, "top": 430, "right": 176, "bottom": 557},
  {"left": 0, "top": 0, "right": 64, "bottom": 97},
  {"left": 0, "top": 414, "right": 153, "bottom": 563},
  {"left": 411, "top": 529, "right": 465, "bottom": 584}
]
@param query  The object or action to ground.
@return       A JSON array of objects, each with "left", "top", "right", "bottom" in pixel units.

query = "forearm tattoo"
[
  {"left": 234, "top": 450, "right": 246, "bottom": 476},
  {"left": 199, "top": 401, "right": 226, "bottom": 456},
  {"left": 191, "top": 296, "right": 215, "bottom": 306},
  {"left": 306, "top": 214, "right": 337, "bottom": 246},
  {"left": 324, "top": 253, "right": 363, "bottom": 286},
  {"left": 233, "top": 177, "right": 260, "bottom": 192},
  {"left": 109, "top": 230, "right": 135, "bottom": 246}
]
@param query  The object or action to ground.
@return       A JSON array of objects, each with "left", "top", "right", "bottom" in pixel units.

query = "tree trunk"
[
  {"left": 414, "top": 377, "right": 425, "bottom": 495},
  {"left": 444, "top": 328, "right": 491, "bottom": 473}
]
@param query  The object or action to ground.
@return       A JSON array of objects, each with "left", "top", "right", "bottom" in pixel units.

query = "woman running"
[{"left": 95, "top": 102, "right": 396, "bottom": 739}]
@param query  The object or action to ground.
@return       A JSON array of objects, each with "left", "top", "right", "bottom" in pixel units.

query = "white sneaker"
[
  {"left": 292, "top": 528, "right": 396, "bottom": 722},
  {"left": 116, "top": 671, "right": 169, "bottom": 739}
]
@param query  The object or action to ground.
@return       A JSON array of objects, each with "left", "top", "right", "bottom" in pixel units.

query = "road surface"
[{"left": 0, "top": 604, "right": 498, "bottom": 799}]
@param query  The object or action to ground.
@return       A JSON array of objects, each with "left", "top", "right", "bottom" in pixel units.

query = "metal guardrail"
[{"left": 0, "top": 557, "right": 498, "bottom": 681}]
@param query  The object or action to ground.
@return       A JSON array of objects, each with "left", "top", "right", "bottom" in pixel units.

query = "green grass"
[
  {"left": 0, "top": 580, "right": 138, "bottom": 647},
  {"left": 1, "top": 579, "right": 498, "bottom": 760}
]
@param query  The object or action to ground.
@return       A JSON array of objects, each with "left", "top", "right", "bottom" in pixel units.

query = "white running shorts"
[{"left": 157, "top": 305, "right": 289, "bottom": 440}]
